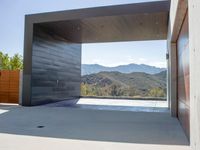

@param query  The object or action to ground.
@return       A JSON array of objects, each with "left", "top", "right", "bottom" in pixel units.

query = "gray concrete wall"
[
  {"left": 168, "top": 0, "right": 188, "bottom": 115},
  {"left": 167, "top": 42, "right": 177, "bottom": 117},
  {"left": 168, "top": 0, "right": 188, "bottom": 136},
  {"left": 188, "top": 1, "right": 200, "bottom": 150},
  {"left": 30, "top": 25, "right": 81, "bottom": 105},
  {"left": 169, "top": 0, "right": 188, "bottom": 42},
  {"left": 169, "top": 1, "right": 200, "bottom": 149},
  {"left": 167, "top": 0, "right": 183, "bottom": 117}
]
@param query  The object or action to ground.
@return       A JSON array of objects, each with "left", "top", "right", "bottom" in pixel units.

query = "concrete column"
[
  {"left": 188, "top": 1, "right": 200, "bottom": 149},
  {"left": 22, "top": 17, "right": 33, "bottom": 106},
  {"left": 167, "top": 47, "right": 170, "bottom": 109},
  {"left": 168, "top": 42, "right": 177, "bottom": 117}
]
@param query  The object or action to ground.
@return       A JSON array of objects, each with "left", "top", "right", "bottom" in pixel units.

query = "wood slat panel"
[
  {"left": 0, "top": 93, "right": 9, "bottom": 103},
  {"left": 8, "top": 93, "right": 19, "bottom": 103},
  {"left": 177, "top": 13, "right": 190, "bottom": 139},
  {"left": 0, "top": 70, "right": 19, "bottom": 103},
  {"left": 178, "top": 101, "right": 190, "bottom": 138}
]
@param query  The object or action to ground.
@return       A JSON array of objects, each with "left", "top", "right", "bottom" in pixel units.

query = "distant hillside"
[
  {"left": 82, "top": 64, "right": 166, "bottom": 75},
  {"left": 81, "top": 71, "right": 167, "bottom": 98},
  {"left": 154, "top": 70, "right": 167, "bottom": 81}
]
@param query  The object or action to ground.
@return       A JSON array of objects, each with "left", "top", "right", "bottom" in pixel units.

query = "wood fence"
[{"left": 0, "top": 70, "right": 20, "bottom": 103}]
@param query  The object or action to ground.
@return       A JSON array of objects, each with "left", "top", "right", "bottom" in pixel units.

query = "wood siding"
[
  {"left": 177, "top": 13, "right": 190, "bottom": 139},
  {"left": 0, "top": 70, "right": 20, "bottom": 103},
  {"left": 31, "top": 26, "right": 81, "bottom": 105}
]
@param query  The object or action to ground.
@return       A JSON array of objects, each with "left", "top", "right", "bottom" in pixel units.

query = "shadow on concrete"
[{"left": 0, "top": 102, "right": 189, "bottom": 145}]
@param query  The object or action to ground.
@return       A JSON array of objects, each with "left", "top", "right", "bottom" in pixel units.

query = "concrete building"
[{"left": 21, "top": 0, "right": 200, "bottom": 149}]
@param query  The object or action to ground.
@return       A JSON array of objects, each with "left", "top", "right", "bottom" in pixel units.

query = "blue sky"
[
  {"left": 82, "top": 40, "right": 166, "bottom": 68},
  {"left": 0, "top": 0, "right": 166, "bottom": 68}
]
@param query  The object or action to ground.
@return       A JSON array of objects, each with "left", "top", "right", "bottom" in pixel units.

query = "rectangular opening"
[{"left": 80, "top": 40, "right": 168, "bottom": 111}]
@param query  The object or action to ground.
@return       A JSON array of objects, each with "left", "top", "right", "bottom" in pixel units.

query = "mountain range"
[
  {"left": 82, "top": 64, "right": 166, "bottom": 75},
  {"left": 81, "top": 71, "right": 167, "bottom": 98}
]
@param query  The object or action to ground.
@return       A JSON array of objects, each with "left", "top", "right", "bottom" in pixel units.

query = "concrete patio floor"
[{"left": 0, "top": 99, "right": 190, "bottom": 150}]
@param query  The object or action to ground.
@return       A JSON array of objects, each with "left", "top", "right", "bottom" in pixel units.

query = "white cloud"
[
  {"left": 126, "top": 56, "right": 167, "bottom": 68},
  {"left": 148, "top": 61, "right": 167, "bottom": 68},
  {"left": 82, "top": 57, "right": 166, "bottom": 68}
]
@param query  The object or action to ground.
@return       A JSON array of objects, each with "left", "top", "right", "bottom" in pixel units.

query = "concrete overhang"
[
  {"left": 27, "top": 0, "right": 170, "bottom": 43},
  {"left": 23, "top": 0, "right": 170, "bottom": 106}
]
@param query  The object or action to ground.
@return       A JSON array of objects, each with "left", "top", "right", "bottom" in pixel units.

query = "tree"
[
  {"left": 81, "top": 83, "right": 94, "bottom": 96},
  {"left": 0, "top": 51, "right": 23, "bottom": 70},
  {"left": 81, "top": 83, "right": 89, "bottom": 96},
  {"left": 127, "top": 86, "right": 137, "bottom": 97},
  {"left": 0, "top": 51, "right": 10, "bottom": 70},
  {"left": 148, "top": 87, "right": 166, "bottom": 97},
  {"left": 110, "top": 84, "right": 124, "bottom": 96},
  {"left": 10, "top": 54, "right": 23, "bottom": 70}
]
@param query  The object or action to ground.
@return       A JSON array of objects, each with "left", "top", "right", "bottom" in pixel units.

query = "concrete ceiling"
[{"left": 32, "top": 1, "right": 170, "bottom": 43}]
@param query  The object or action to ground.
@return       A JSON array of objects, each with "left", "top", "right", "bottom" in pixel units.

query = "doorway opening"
[{"left": 80, "top": 40, "right": 168, "bottom": 112}]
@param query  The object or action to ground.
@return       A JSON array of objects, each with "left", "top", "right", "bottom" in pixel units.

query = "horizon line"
[{"left": 82, "top": 63, "right": 167, "bottom": 69}]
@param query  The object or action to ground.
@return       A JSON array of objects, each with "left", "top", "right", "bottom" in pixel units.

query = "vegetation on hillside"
[
  {"left": 0, "top": 51, "right": 23, "bottom": 70},
  {"left": 81, "top": 71, "right": 166, "bottom": 98}
]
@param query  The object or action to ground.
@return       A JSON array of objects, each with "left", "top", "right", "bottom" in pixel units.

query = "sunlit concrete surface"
[
  {"left": 0, "top": 104, "right": 18, "bottom": 115},
  {"left": 0, "top": 133, "right": 191, "bottom": 150},
  {"left": 0, "top": 103, "right": 190, "bottom": 150},
  {"left": 46, "top": 98, "right": 169, "bottom": 112},
  {"left": 0, "top": 109, "right": 9, "bottom": 115},
  {"left": 77, "top": 98, "right": 168, "bottom": 107}
]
